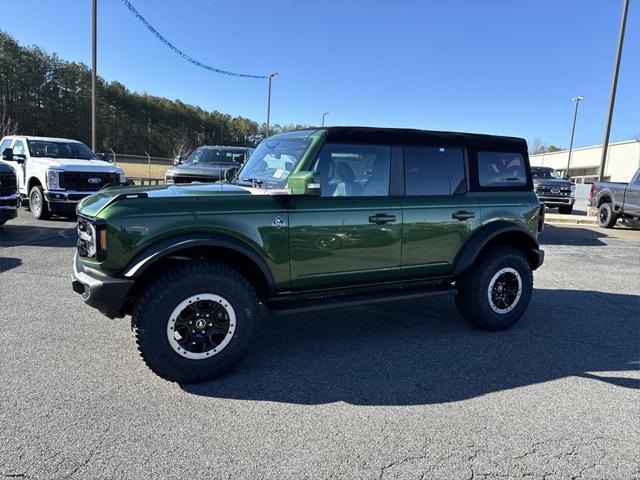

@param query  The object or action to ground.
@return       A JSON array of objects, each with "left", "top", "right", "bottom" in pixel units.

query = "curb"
[{"left": 545, "top": 214, "right": 596, "bottom": 226}]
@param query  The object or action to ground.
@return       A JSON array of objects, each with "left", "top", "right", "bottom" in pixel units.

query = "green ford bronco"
[{"left": 72, "top": 127, "right": 544, "bottom": 383}]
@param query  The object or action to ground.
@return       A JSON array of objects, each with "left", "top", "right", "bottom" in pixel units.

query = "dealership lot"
[{"left": 1, "top": 211, "right": 638, "bottom": 479}]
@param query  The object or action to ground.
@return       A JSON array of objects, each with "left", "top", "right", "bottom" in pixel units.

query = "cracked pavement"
[{"left": 1, "top": 212, "right": 639, "bottom": 479}]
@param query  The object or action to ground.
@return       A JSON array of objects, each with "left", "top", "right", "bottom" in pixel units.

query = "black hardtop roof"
[
  {"left": 320, "top": 126, "right": 527, "bottom": 151},
  {"left": 197, "top": 145, "right": 253, "bottom": 151}
]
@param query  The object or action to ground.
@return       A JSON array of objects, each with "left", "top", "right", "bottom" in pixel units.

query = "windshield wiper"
[{"left": 240, "top": 178, "right": 264, "bottom": 187}]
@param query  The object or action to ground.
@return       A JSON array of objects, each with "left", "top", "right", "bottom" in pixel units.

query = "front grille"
[
  {"left": 535, "top": 185, "right": 573, "bottom": 197},
  {"left": 60, "top": 172, "right": 120, "bottom": 191},
  {"left": 0, "top": 172, "right": 17, "bottom": 196},
  {"left": 0, "top": 198, "right": 17, "bottom": 207}
]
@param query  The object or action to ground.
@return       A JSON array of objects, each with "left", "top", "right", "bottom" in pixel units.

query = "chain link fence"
[{"left": 98, "top": 151, "right": 175, "bottom": 184}]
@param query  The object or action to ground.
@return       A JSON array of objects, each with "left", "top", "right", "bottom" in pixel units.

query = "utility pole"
[
  {"left": 565, "top": 96, "right": 584, "bottom": 178},
  {"left": 598, "top": 0, "right": 630, "bottom": 181},
  {"left": 266, "top": 72, "right": 278, "bottom": 138},
  {"left": 91, "top": 0, "right": 97, "bottom": 151},
  {"left": 322, "top": 112, "right": 329, "bottom": 127}
]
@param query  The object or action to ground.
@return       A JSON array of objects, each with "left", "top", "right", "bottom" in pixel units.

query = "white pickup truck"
[{"left": 0, "top": 135, "right": 125, "bottom": 219}]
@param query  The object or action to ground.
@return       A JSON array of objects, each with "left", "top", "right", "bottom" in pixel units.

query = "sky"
[{"left": 0, "top": 0, "right": 638, "bottom": 149}]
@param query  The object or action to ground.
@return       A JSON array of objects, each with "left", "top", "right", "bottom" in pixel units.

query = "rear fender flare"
[{"left": 453, "top": 221, "right": 540, "bottom": 275}]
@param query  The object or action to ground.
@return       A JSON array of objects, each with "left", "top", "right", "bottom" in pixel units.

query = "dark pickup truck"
[
  {"left": 165, "top": 146, "right": 254, "bottom": 184},
  {"left": 531, "top": 166, "right": 574, "bottom": 214},
  {"left": 590, "top": 168, "right": 640, "bottom": 228}
]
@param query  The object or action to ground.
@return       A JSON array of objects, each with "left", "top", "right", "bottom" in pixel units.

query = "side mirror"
[
  {"left": 174, "top": 157, "right": 182, "bottom": 165},
  {"left": 2, "top": 148, "right": 13, "bottom": 161},
  {"left": 287, "top": 171, "right": 321, "bottom": 196}
]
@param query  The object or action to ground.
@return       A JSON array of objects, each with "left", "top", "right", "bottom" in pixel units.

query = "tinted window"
[
  {"left": 314, "top": 144, "right": 391, "bottom": 197},
  {"left": 478, "top": 151, "right": 526, "bottom": 187},
  {"left": 405, "top": 147, "right": 465, "bottom": 196}
]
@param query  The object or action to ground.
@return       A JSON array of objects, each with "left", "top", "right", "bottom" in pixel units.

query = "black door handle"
[
  {"left": 369, "top": 213, "right": 396, "bottom": 224},
  {"left": 452, "top": 211, "right": 476, "bottom": 221}
]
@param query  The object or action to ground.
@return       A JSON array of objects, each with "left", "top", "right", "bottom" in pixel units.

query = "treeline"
[{"left": 0, "top": 32, "right": 308, "bottom": 157}]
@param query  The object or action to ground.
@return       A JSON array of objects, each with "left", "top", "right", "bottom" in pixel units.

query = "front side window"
[
  {"left": 0, "top": 139, "right": 12, "bottom": 153},
  {"left": 12, "top": 140, "right": 26, "bottom": 156},
  {"left": 27, "top": 140, "right": 96, "bottom": 160},
  {"left": 313, "top": 143, "right": 391, "bottom": 197},
  {"left": 478, "top": 151, "right": 526, "bottom": 187},
  {"left": 405, "top": 146, "right": 466, "bottom": 196}
]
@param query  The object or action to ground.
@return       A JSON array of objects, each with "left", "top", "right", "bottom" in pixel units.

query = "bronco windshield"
[
  {"left": 235, "top": 135, "right": 313, "bottom": 188},
  {"left": 27, "top": 140, "right": 97, "bottom": 160},
  {"left": 531, "top": 167, "right": 562, "bottom": 179}
]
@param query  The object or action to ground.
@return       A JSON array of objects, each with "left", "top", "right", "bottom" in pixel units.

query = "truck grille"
[
  {"left": 535, "top": 185, "right": 573, "bottom": 197},
  {"left": 60, "top": 172, "right": 120, "bottom": 191},
  {"left": 0, "top": 171, "right": 17, "bottom": 197}
]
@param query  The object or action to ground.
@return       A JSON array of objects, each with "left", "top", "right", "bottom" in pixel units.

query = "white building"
[{"left": 529, "top": 139, "right": 640, "bottom": 184}]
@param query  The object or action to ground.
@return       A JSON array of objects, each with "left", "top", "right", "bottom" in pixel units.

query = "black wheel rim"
[
  {"left": 487, "top": 268, "right": 522, "bottom": 314},
  {"left": 599, "top": 206, "right": 608, "bottom": 224},
  {"left": 167, "top": 294, "right": 236, "bottom": 359}
]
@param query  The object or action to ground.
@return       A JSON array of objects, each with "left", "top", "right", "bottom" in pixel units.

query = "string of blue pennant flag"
[{"left": 120, "top": 0, "right": 269, "bottom": 79}]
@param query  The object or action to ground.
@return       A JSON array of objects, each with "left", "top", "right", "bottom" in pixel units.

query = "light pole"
[
  {"left": 322, "top": 112, "right": 329, "bottom": 127},
  {"left": 91, "top": 0, "right": 97, "bottom": 151},
  {"left": 599, "top": 0, "right": 630, "bottom": 181},
  {"left": 565, "top": 96, "right": 584, "bottom": 179},
  {"left": 266, "top": 72, "right": 278, "bottom": 138}
]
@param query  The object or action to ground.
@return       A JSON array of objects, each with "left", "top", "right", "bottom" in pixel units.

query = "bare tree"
[
  {"left": 172, "top": 135, "right": 192, "bottom": 162},
  {"left": 0, "top": 104, "right": 18, "bottom": 138},
  {"left": 529, "top": 137, "right": 545, "bottom": 154}
]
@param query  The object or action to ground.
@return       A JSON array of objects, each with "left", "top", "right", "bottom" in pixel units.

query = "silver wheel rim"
[
  {"left": 166, "top": 293, "right": 236, "bottom": 360},
  {"left": 487, "top": 267, "right": 522, "bottom": 314},
  {"left": 31, "top": 191, "right": 41, "bottom": 215}
]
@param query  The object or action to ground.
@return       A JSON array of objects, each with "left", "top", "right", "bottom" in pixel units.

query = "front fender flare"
[{"left": 121, "top": 232, "right": 276, "bottom": 295}]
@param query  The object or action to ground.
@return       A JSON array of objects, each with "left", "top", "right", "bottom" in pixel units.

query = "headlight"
[
  {"left": 77, "top": 217, "right": 107, "bottom": 260},
  {"left": 119, "top": 171, "right": 126, "bottom": 183},
  {"left": 47, "top": 169, "right": 63, "bottom": 190}
]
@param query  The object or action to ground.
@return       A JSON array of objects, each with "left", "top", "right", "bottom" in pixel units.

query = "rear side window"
[
  {"left": 405, "top": 146, "right": 466, "bottom": 196},
  {"left": 477, "top": 151, "right": 526, "bottom": 187}
]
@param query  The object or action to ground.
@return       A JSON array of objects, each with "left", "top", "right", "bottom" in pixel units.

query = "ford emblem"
[{"left": 87, "top": 177, "right": 102, "bottom": 184}]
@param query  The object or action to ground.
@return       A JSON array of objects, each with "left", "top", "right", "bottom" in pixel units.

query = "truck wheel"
[
  {"left": 455, "top": 246, "right": 533, "bottom": 331},
  {"left": 558, "top": 205, "right": 573, "bottom": 215},
  {"left": 597, "top": 203, "right": 617, "bottom": 228},
  {"left": 29, "top": 186, "right": 50, "bottom": 220},
  {"left": 132, "top": 261, "right": 263, "bottom": 383}
]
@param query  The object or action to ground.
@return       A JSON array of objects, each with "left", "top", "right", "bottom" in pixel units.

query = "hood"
[
  {"left": 35, "top": 157, "right": 123, "bottom": 172},
  {"left": 78, "top": 183, "right": 252, "bottom": 217},
  {"left": 532, "top": 177, "right": 572, "bottom": 187},
  {"left": 167, "top": 163, "right": 237, "bottom": 176}
]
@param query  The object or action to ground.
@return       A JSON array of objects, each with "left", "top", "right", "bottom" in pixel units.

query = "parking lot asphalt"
[{"left": 1, "top": 210, "right": 638, "bottom": 480}]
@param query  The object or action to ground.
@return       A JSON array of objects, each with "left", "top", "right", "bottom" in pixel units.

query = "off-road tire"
[
  {"left": 29, "top": 185, "right": 50, "bottom": 220},
  {"left": 558, "top": 205, "right": 573, "bottom": 215},
  {"left": 132, "top": 261, "right": 263, "bottom": 383},
  {"left": 597, "top": 203, "right": 617, "bottom": 229},
  {"left": 455, "top": 246, "right": 533, "bottom": 331}
]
